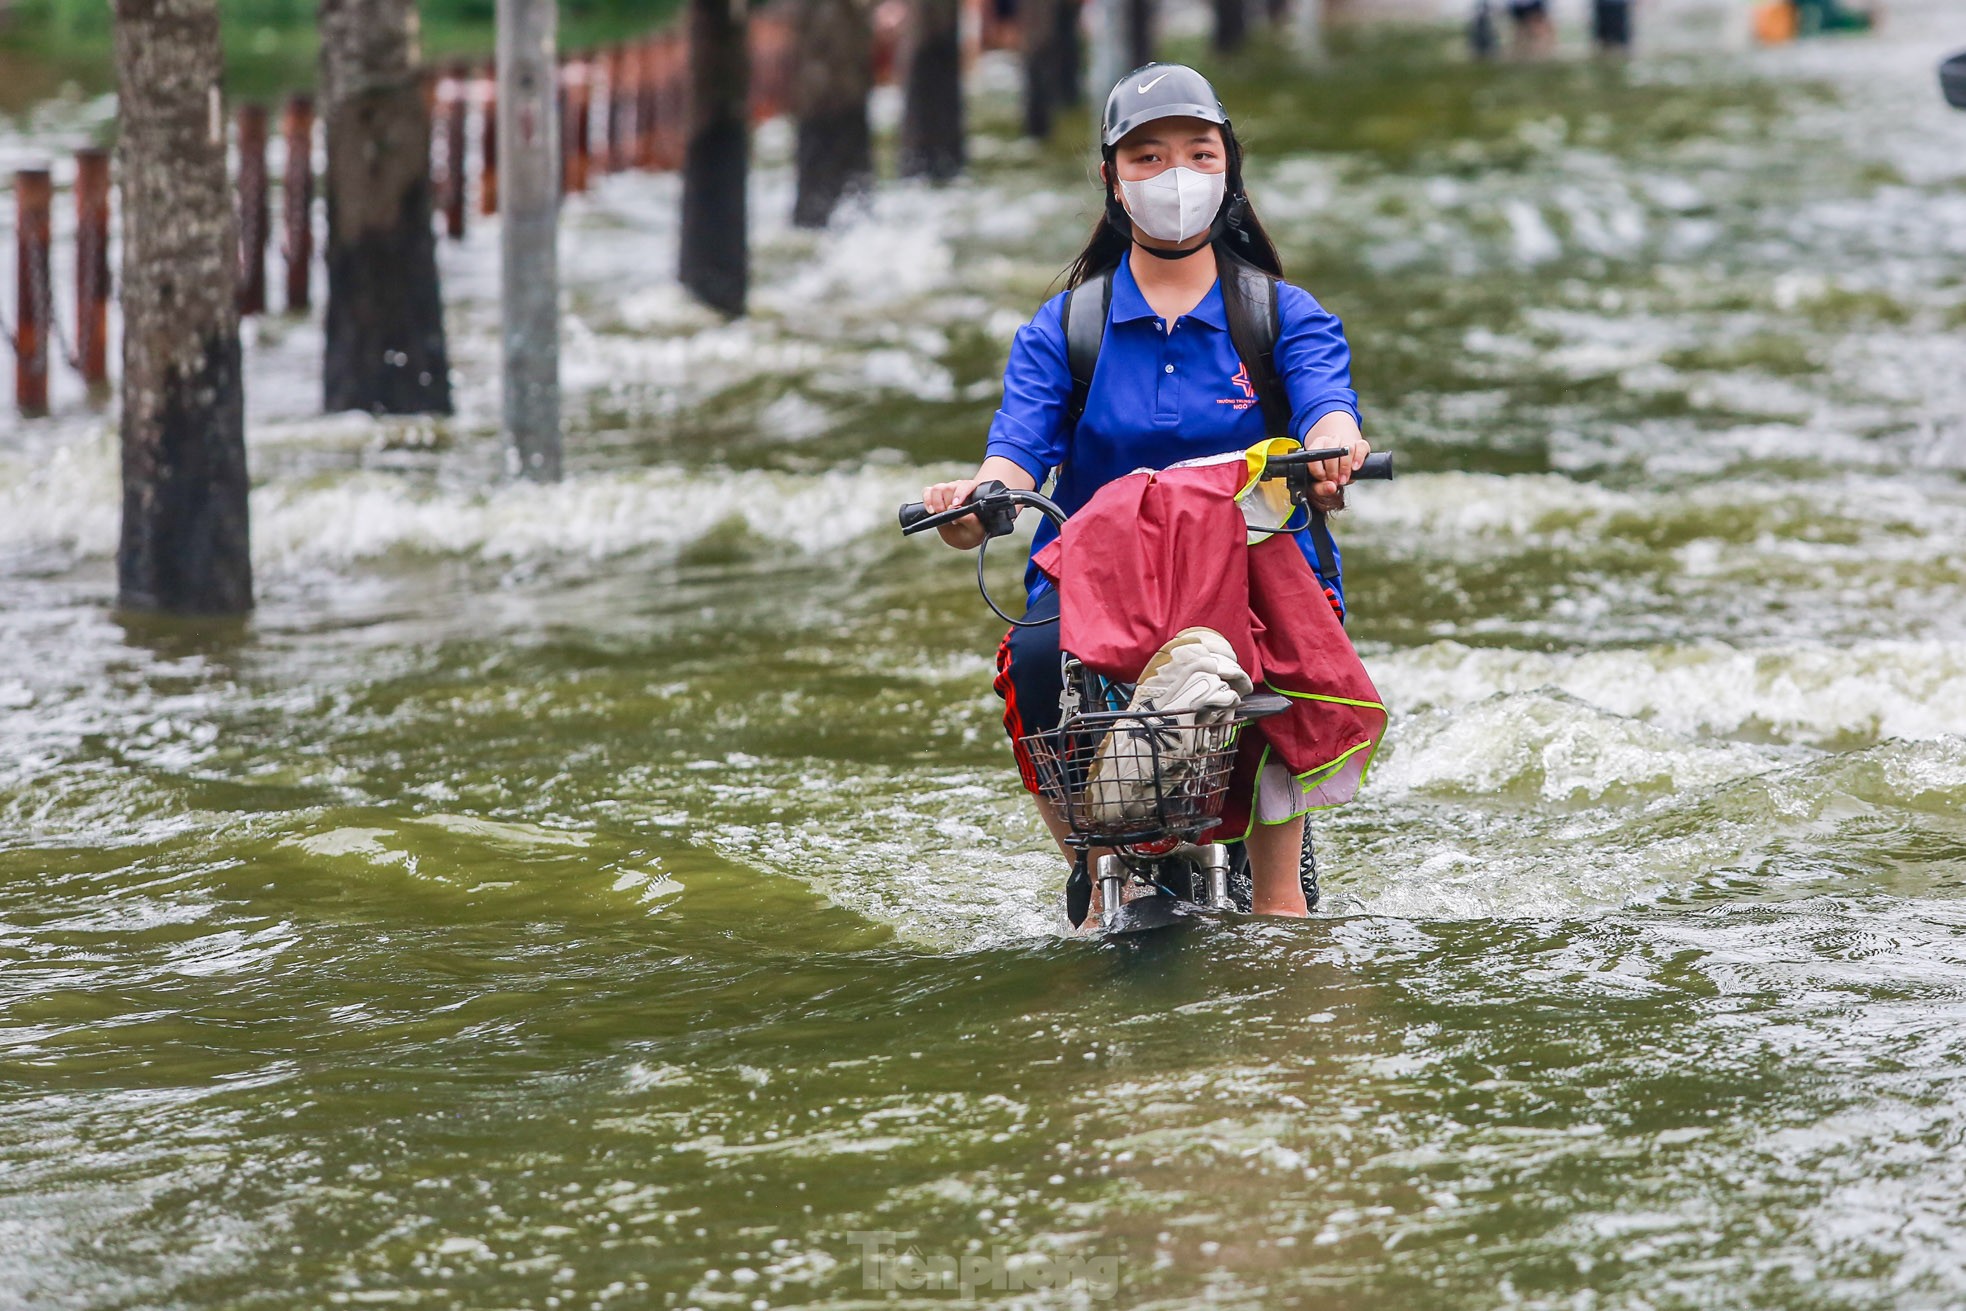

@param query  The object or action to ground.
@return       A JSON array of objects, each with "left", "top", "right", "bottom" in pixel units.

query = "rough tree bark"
[
  {"left": 318, "top": 0, "right": 452, "bottom": 414},
  {"left": 1021, "top": 0, "right": 1058, "bottom": 139},
  {"left": 1053, "top": 0, "right": 1083, "bottom": 108},
  {"left": 113, "top": 0, "right": 252, "bottom": 615},
  {"left": 792, "top": 0, "right": 873, "bottom": 227},
  {"left": 1213, "top": 0, "right": 1248, "bottom": 51},
  {"left": 899, "top": 0, "right": 964, "bottom": 181},
  {"left": 1126, "top": 0, "right": 1156, "bottom": 68},
  {"left": 680, "top": 0, "right": 749, "bottom": 315}
]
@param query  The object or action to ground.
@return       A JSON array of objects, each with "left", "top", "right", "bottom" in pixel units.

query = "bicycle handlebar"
[
  {"left": 1260, "top": 447, "right": 1394, "bottom": 482},
  {"left": 897, "top": 481, "right": 1068, "bottom": 537},
  {"left": 898, "top": 450, "right": 1391, "bottom": 539},
  {"left": 897, "top": 452, "right": 1392, "bottom": 629}
]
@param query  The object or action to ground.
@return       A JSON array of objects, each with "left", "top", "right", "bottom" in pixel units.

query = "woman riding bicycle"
[{"left": 918, "top": 64, "right": 1371, "bottom": 918}]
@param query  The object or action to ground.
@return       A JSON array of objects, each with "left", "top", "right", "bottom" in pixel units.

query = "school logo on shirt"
[{"left": 1218, "top": 362, "right": 1257, "bottom": 410}]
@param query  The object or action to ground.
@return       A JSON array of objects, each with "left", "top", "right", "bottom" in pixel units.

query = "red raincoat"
[{"left": 1032, "top": 456, "right": 1386, "bottom": 836}]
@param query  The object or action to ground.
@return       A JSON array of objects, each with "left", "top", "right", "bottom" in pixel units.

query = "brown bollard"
[
  {"left": 74, "top": 148, "right": 111, "bottom": 393},
  {"left": 664, "top": 31, "right": 690, "bottom": 169},
  {"left": 873, "top": 0, "right": 906, "bottom": 86},
  {"left": 636, "top": 38, "right": 661, "bottom": 171},
  {"left": 575, "top": 57, "right": 594, "bottom": 190},
  {"left": 763, "top": 16, "right": 794, "bottom": 123},
  {"left": 235, "top": 103, "right": 269, "bottom": 315},
  {"left": 282, "top": 94, "right": 314, "bottom": 312},
  {"left": 556, "top": 81, "right": 570, "bottom": 196},
  {"left": 480, "top": 65, "right": 499, "bottom": 215},
  {"left": 651, "top": 33, "right": 686, "bottom": 172},
  {"left": 604, "top": 45, "right": 630, "bottom": 173},
  {"left": 747, "top": 20, "right": 772, "bottom": 124},
  {"left": 562, "top": 58, "right": 591, "bottom": 195},
  {"left": 14, "top": 169, "right": 51, "bottom": 417},
  {"left": 442, "top": 64, "right": 469, "bottom": 238}
]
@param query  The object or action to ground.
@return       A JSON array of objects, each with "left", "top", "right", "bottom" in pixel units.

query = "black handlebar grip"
[
  {"left": 898, "top": 501, "right": 932, "bottom": 531},
  {"left": 1355, "top": 451, "right": 1394, "bottom": 481}
]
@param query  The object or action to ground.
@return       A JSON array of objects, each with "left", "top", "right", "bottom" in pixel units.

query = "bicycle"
[{"left": 899, "top": 446, "right": 1393, "bottom": 936}]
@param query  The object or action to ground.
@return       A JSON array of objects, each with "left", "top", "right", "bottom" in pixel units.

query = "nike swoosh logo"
[{"left": 1138, "top": 72, "right": 1172, "bottom": 94}]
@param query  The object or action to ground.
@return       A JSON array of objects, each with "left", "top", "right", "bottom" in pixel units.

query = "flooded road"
[{"left": 5, "top": 1, "right": 1966, "bottom": 1305}]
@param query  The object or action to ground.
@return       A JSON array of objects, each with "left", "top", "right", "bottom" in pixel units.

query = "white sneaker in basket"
[{"left": 1082, "top": 628, "right": 1253, "bottom": 828}]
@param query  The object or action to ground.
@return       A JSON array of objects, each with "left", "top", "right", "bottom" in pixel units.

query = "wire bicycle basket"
[{"left": 1019, "top": 708, "right": 1242, "bottom": 848}]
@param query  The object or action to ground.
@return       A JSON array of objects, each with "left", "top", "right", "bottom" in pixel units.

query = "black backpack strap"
[
  {"left": 1218, "top": 251, "right": 1342, "bottom": 588},
  {"left": 1217, "top": 252, "right": 1290, "bottom": 442},
  {"left": 1062, "top": 265, "right": 1114, "bottom": 426}
]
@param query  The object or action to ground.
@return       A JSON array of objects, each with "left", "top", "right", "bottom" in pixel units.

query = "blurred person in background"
[
  {"left": 1507, "top": 0, "right": 1556, "bottom": 58},
  {"left": 1470, "top": 0, "right": 1501, "bottom": 59},
  {"left": 1593, "top": 0, "right": 1633, "bottom": 53}
]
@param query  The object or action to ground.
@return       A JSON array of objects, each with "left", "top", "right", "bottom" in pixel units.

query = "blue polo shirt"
[{"left": 984, "top": 257, "right": 1361, "bottom": 606}]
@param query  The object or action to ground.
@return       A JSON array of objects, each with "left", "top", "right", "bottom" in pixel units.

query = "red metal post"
[
  {"left": 282, "top": 94, "right": 314, "bottom": 312},
  {"left": 872, "top": 0, "right": 906, "bottom": 85},
  {"left": 562, "top": 57, "right": 591, "bottom": 195},
  {"left": 605, "top": 44, "right": 631, "bottom": 173},
  {"left": 74, "top": 148, "right": 111, "bottom": 392},
  {"left": 235, "top": 102, "right": 268, "bottom": 315},
  {"left": 480, "top": 63, "right": 499, "bottom": 215},
  {"left": 748, "top": 18, "right": 773, "bottom": 124},
  {"left": 637, "top": 37, "right": 662, "bottom": 171},
  {"left": 14, "top": 168, "right": 51, "bottom": 416},
  {"left": 442, "top": 64, "right": 469, "bottom": 238},
  {"left": 654, "top": 32, "right": 687, "bottom": 172}
]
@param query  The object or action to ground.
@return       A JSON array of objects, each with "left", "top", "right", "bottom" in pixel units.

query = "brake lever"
[{"left": 969, "top": 480, "right": 1020, "bottom": 540}]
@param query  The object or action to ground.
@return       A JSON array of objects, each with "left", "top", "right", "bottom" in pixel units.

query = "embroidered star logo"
[{"left": 1230, "top": 362, "right": 1255, "bottom": 400}]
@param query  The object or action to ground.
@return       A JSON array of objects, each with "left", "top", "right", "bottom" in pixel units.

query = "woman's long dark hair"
[{"left": 1062, "top": 119, "right": 1284, "bottom": 289}]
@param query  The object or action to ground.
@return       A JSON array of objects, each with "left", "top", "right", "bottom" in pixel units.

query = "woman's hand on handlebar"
[
  {"left": 1301, "top": 418, "right": 1371, "bottom": 509},
  {"left": 920, "top": 478, "right": 989, "bottom": 549},
  {"left": 919, "top": 457, "right": 1041, "bottom": 550}
]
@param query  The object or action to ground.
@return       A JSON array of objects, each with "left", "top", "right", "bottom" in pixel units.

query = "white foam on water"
[
  {"left": 0, "top": 426, "right": 118, "bottom": 570},
  {"left": 1336, "top": 736, "right": 1966, "bottom": 920},
  {"left": 1369, "top": 689, "right": 1776, "bottom": 805},
  {"left": 0, "top": 429, "right": 953, "bottom": 573},
  {"left": 253, "top": 461, "right": 946, "bottom": 568},
  {"left": 1374, "top": 638, "right": 1966, "bottom": 748}
]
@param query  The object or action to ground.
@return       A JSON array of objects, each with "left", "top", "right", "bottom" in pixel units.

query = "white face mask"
[{"left": 1117, "top": 166, "right": 1227, "bottom": 244}]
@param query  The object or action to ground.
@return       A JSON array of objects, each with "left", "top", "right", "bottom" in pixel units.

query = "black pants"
[
  {"left": 992, "top": 586, "right": 1064, "bottom": 796},
  {"left": 1593, "top": 0, "right": 1631, "bottom": 47}
]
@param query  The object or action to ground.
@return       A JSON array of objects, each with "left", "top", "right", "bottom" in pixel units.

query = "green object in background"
[
  {"left": 1794, "top": 0, "right": 1875, "bottom": 35},
  {"left": 0, "top": 0, "right": 682, "bottom": 105}
]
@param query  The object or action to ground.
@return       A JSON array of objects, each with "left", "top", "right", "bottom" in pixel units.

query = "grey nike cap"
[{"left": 1101, "top": 63, "right": 1230, "bottom": 149}]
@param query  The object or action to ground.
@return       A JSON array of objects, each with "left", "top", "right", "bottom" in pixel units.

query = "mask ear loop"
[{"left": 1218, "top": 125, "right": 1260, "bottom": 260}]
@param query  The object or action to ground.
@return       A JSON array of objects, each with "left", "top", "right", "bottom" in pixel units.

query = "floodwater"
[{"left": 6, "top": 1, "right": 1966, "bottom": 1306}]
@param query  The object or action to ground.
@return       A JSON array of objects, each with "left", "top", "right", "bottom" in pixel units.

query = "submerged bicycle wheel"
[{"left": 1216, "top": 829, "right": 1320, "bottom": 913}]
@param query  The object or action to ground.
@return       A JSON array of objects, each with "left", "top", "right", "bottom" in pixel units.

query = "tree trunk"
[
  {"left": 1053, "top": 0, "right": 1083, "bottom": 108},
  {"left": 1021, "top": 0, "right": 1057, "bottom": 139},
  {"left": 792, "top": 0, "right": 873, "bottom": 227},
  {"left": 1213, "top": 0, "right": 1247, "bottom": 51},
  {"left": 1126, "top": 0, "right": 1155, "bottom": 68},
  {"left": 497, "top": 0, "right": 562, "bottom": 480},
  {"left": 1293, "top": 0, "right": 1326, "bottom": 62},
  {"left": 113, "top": 0, "right": 252, "bottom": 615},
  {"left": 680, "top": 0, "right": 749, "bottom": 315},
  {"left": 898, "top": 0, "right": 963, "bottom": 182},
  {"left": 318, "top": 0, "right": 452, "bottom": 414}
]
